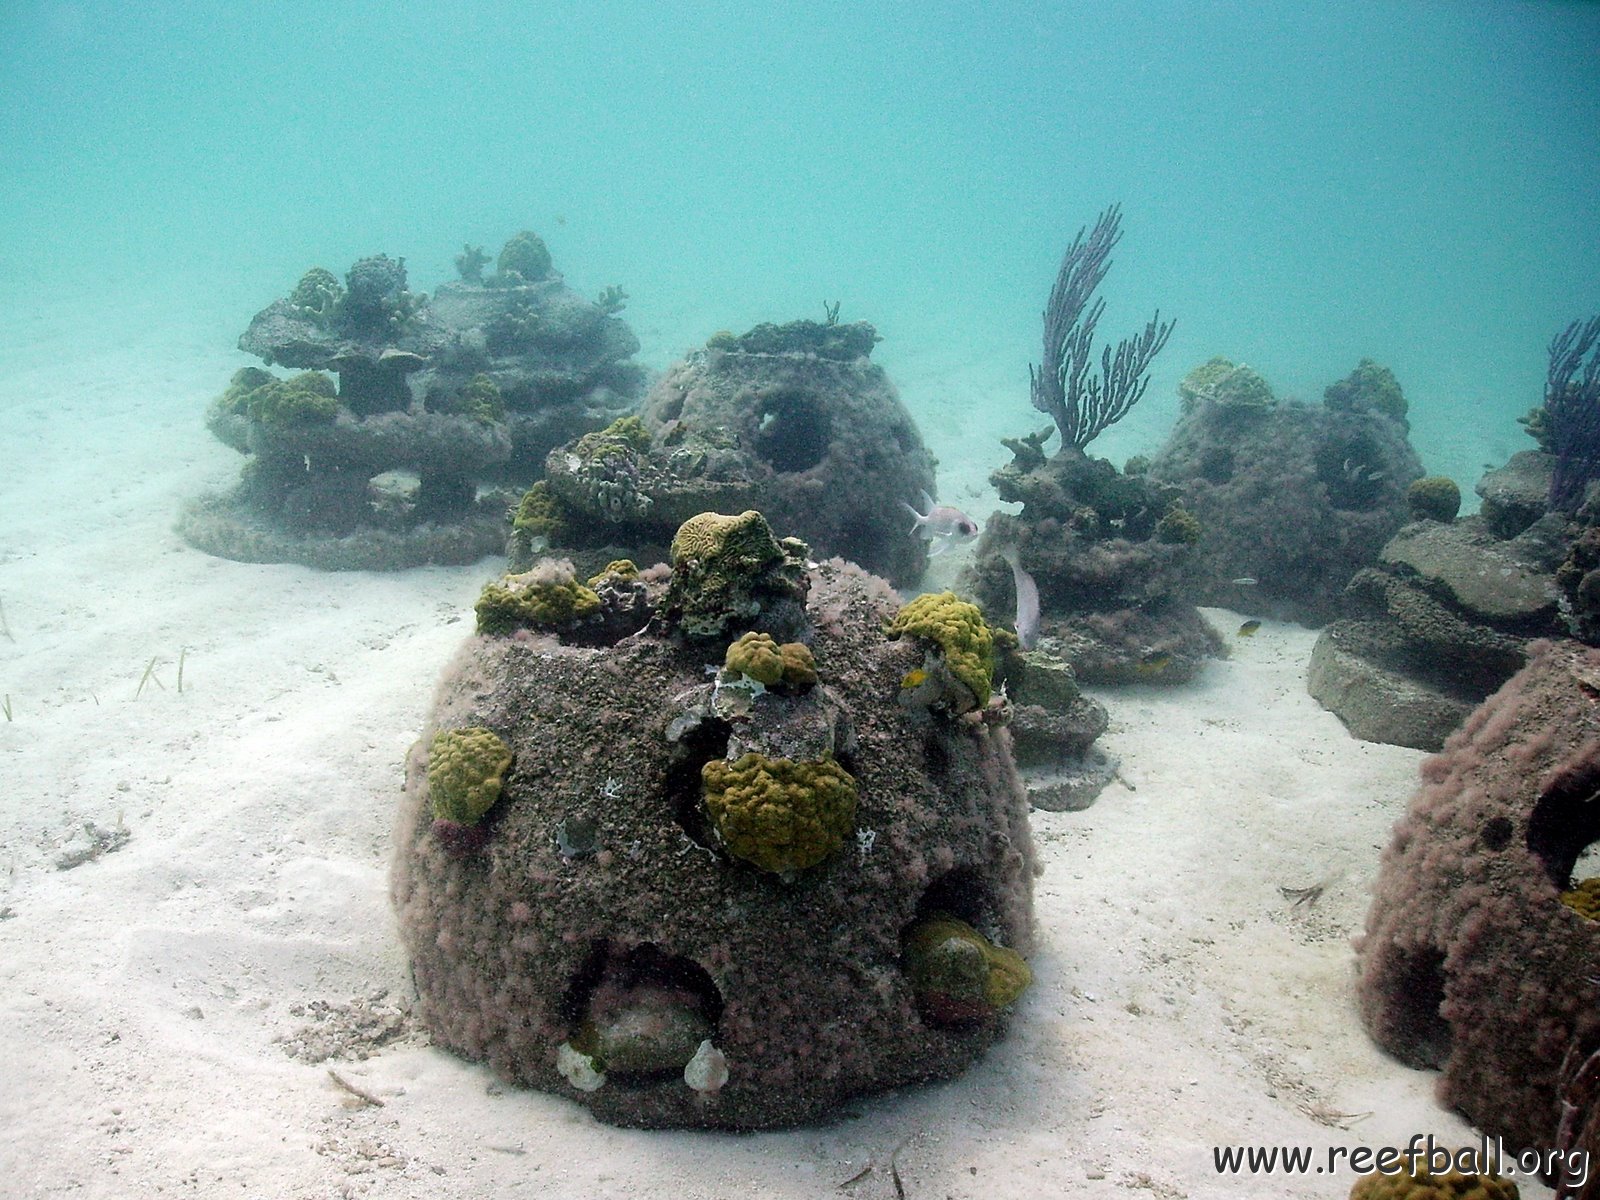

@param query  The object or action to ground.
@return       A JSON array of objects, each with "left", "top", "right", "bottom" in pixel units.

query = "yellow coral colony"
[
  {"left": 427, "top": 727, "right": 513, "bottom": 825},
  {"left": 700, "top": 752, "right": 857, "bottom": 873},
  {"left": 903, "top": 914, "right": 1031, "bottom": 1023},
  {"left": 886, "top": 591, "right": 996, "bottom": 706},
  {"left": 474, "top": 565, "right": 601, "bottom": 635},
  {"left": 1560, "top": 876, "right": 1600, "bottom": 919},
  {"left": 722, "top": 631, "right": 817, "bottom": 690},
  {"left": 1348, "top": 1168, "right": 1518, "bottom": 1199}
]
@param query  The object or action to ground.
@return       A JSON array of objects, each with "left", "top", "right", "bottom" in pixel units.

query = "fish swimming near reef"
[
  {"left": 1135, "top": 650, "right": 1173, "bottom": 678},
  {"left": 998, "top": 544, "right": 1040, "bottom": 650},
  {"left": 902, "top": 491, "right": 979, "bottom": 557},
  {"left": 1237, "top": 619, "right": 1262, "bottom": 637}
]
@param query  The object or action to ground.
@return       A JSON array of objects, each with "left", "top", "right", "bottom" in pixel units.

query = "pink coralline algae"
[{"left": 1356, "top": 639, "right": 1600, "bottom": 1152}]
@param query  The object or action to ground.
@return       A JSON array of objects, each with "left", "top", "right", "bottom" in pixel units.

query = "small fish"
[
  {"left": 1342, "top": 458, "right": 1385, "bottom": 483},
  {"left": 902, "top": 490, "right": 979, "bottom": 557},
  {"left": 1135, "top": 650, "right": 1172, "bottom": 677},
  {"left": 1237, "top": 620, "right": 1262, "bottom": 637},
  {"left": 1231, "top": 577, "right": 1258, "bottom": 587},
  {"left": 997, "top": 544, "right": 1040, "bottom": 650}
]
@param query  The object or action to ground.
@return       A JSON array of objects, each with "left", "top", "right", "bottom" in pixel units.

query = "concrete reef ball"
[
  {"left": 391, "top": 511, "right": 1038, "bottom": 1128},
  {"left": 1356, "top": 639, "right": 1600, "bottom": 1153}
]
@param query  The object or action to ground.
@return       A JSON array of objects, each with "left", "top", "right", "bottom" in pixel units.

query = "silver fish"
[
  {"left": 902, "top": 490, "right": 979, "bottom": 557},
  {"left": 998, "top": 544, "right": 1039, "bottom": 650}
]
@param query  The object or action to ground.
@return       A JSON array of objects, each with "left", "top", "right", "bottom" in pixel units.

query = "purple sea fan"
[
  {"left": 1029, "top": 204, "right": 1174, "bottom": 454},
  {"left": 1545, "top": 314, "right": 1600, "bottom": 512}
]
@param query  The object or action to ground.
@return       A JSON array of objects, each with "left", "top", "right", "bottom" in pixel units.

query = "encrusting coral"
[
  {"left": 886, "top": 591, "right": 996, "bottom": 709},
  {"left": 429, "top": 372, "right": 506, "bottom": 424},
  {"left": 542, "top": 414, "right": 659, "bottom": 527},
  {"left": 510, "top": 479, "right": 567, "bottom": 549},
  {"left": 219, "top": 368, "right": 341, "bottom": 427},
  {"left": 1153, "top": 505, "right": 1202, "bottom": 545},
  {"left": 700, "top": 752, "right": 858, "bottom": 874},
  {"left": 903, "top": 914, "right": 1033, "bottom": 1025},
  {"left": 589, "top": 558, "right": 640, "bottom": 585},
  {"left": 1176, "top": 356, "right": 1236, "bottom": 410},
  {"left": 722, "top": 631, "right": 817, "bottom": 690},
  {"left": 1177, "top": 357, "right": 1275, "bottom": 412},
  {"left": 426, "top": 727, "right": 513, "bottom": 825},
  {"left": 1562, "top": 877, "right": 1600, "bottom": 920},
  {"left": 566, "top": 965, "right": 716, "bottom": 1082},
  {"left": 474, "top": 559, "right": 601, "bottom": 635}
]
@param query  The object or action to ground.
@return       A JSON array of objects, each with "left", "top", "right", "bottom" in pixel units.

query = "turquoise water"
[{"left": 3, "top": 0, "right": 1598, "bottom": 489}]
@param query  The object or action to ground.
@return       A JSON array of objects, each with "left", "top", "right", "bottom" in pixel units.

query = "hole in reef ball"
[
  {"left": 1386, "top": 945, "right": 1452, "bottom": 1069},
  {"left": 1526, "top": 758, "right": 1600, "bottom": 889},
  {"left": 1315, "top": 433, "right": 1386, "bottom": 512},
  {"left": 1480, "top": 816, "right": 1514, "bottom": 852},
  {"left": 911, "top": 866, "right": 996, "bottom": 931},
  {"left": 1198, "top": 446, "right": 1234, "bottom": 485},
  {"left": 752, "top": 387, "right": 831, "bottom": 473},
  {"left": 665, "top": 715, "right": 731, "bottom": 854}
]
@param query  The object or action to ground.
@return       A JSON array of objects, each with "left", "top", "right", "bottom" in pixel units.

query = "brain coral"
[
  {"left": 657, "top": 510, "right": 810, "bottom": 642},
  {"left": 1407, "top": 475, "right": 1463, "bottom": 524},
  {"left": 494, "top": 229, "right": 553, "bottom": 284},
  {"left": 1327, "top": 357, "right": 1409, "bottom": 428}
]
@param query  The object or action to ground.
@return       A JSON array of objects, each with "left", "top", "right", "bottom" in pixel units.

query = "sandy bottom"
[{"left": 0, "top": 300, "right": 1547, "bottom": 1199}]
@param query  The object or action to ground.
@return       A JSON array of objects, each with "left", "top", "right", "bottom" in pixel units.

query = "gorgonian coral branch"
[
  {"left": 1547, "top": 314, "right": 1600, "bottom": 511},
  {"left": 1030, "top": 204, "right": 1174, "bottom": 453}
]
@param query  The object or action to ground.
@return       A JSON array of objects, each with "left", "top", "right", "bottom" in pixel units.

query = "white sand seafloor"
[{"left": 0, "top": 301, "right": 1554, "bottom": 1200}]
